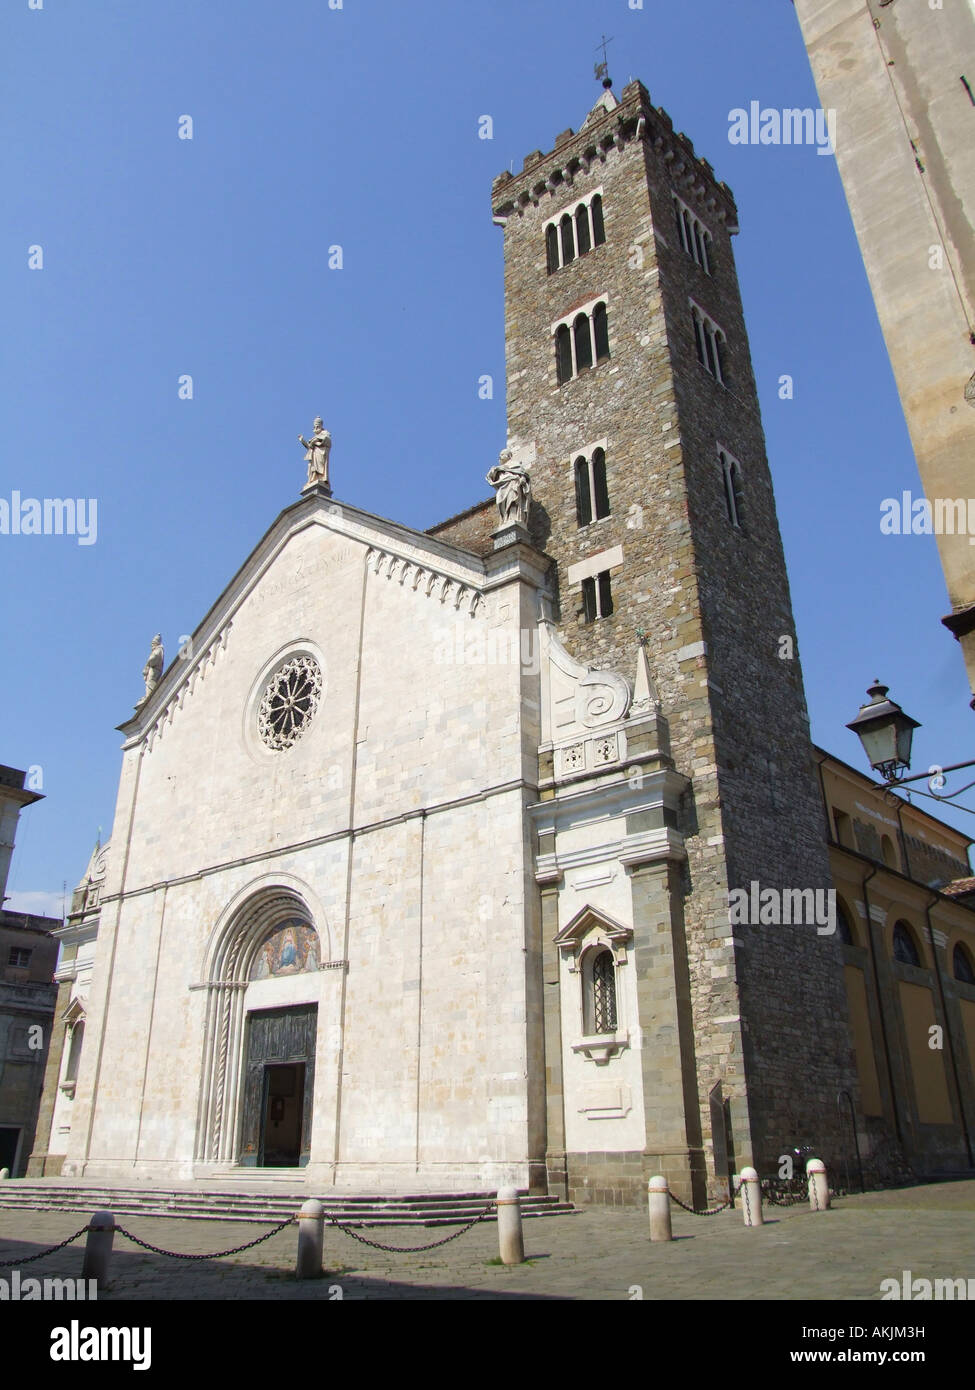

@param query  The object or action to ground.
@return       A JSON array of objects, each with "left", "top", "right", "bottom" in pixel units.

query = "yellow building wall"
[
  {"left": 843, "top": 965, "right": 883, "bottom": 1116},
  {"left": 898, "top": 982, "right": 952, "bottom": 1125}
]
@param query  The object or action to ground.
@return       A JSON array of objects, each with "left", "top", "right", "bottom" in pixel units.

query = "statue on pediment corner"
[{"left": 139, "top": 634, "right": 164, "bottom": 705}]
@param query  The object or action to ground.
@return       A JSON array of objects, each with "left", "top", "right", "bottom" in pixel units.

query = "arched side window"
[
  {"left": 560, "top": 214, "right": 575, "bottom": 266},
  {"left": 593, "top": 302, "right": 610, "bottom": 361},
  {"left": 953, "top": 942, "right": 975, "bottom": 984},
  {"left": 591, "top": 448, "right": 610, "bottom": 520},
  {"left": 584, "top": 947, "right": 618, "bottom": 1035},
  {"left": 574, "top": 456, "right": 592, "bottom": 527},
  {"left": 554, "top": 302, "right": 610, "bottom": 385},
  {"left": 545, "top": 192, "right": 606, "bottom": 271},
  {"left": 691, "top": 303, "right": 727, "bottom": 384},
  {"left": 892, "top": 920, "right": 922, "bottom": 968},
  {"left": 591, "top": 194, "right": 606, "bottom": 246},
  {"left": 881, "top": 835, "right": 898, "bottom": 870},
  {"left": 575, "top": 203, "right": 592, "bottom": 255},
  {"left": 718, "top": 448, "right": 743, "bottom": 529},
  {"left": 574, "top": 313, "right": 594, "bottom": 371},
  {"left": 555, "top": 324, "right": 573, "bottom": 385},
  {"left": 546, "top": 223, "right": 560, "bottom": 275},
  {"left": 574, "top": 448, "right": 611, "bottom": 528}
]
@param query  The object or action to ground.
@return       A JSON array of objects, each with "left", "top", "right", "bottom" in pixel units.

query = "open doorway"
[{"left": 259, "top": 1063, "right": 306, "bottom": 1168}]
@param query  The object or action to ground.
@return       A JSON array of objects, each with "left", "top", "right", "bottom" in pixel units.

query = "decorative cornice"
[{"left": 365, "top": 545, "right": 483, "bottom": 618}]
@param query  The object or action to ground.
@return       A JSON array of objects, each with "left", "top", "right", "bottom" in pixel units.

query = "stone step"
[{"left": 0, "top": 1183, "right": 574, "bottom": 1226}]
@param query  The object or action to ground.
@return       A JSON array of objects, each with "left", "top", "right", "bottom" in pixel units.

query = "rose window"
[{"left": 257, "top": 656, "right": 323, "bottom": 750}]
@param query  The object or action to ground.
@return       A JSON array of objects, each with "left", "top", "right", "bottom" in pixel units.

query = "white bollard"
[
  {"left": 295, "top": 1199, "right": 325, "bottom": 1279},
  {"left": 82, "top": 1210, "right": 115, "bottom": 1283},
  {"left": 496, "top": 1186, "right": 525, "bottom": 1265},
  {"left": 0, "top": 1168, "right": 9, "bottom": 1180},
  {"left": 739, "top": 1167, "right": 764, "bottom": 1227},
  {"left": 647, "top": 1175, "right": 673, "bottom": 1242},
  {"left": 806, "top": 1158, "right": 830, "bottom": 1211}
]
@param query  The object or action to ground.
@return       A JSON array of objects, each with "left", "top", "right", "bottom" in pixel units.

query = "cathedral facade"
[{"left": 50, "top": 81, "right": 862, "bottom": 1205}]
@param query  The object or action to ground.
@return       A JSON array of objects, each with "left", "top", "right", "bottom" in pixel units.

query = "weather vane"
[{"left": 594, "top": 33, "right": 614, "bottom": 87}]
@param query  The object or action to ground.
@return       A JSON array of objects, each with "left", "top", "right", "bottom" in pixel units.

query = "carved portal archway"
[{"left": 195, "top": 886, "right": 323, "bottom": 1165}]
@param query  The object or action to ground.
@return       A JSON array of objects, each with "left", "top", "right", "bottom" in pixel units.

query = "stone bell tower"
[{"left": 492, "top": 79, "right": 858, "bottom": 1198}]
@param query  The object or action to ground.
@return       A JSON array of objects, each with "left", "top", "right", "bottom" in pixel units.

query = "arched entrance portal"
[{"left": 196, "top": 889, "right": 323, "bottom": 1168}]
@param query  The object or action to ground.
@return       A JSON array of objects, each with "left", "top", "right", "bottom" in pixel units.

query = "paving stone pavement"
[{"left": 1, "top": 1181, "right": 973, "bottom": 1301}]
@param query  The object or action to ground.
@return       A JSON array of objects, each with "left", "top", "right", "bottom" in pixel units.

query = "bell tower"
[{"left": 493, "top": 80, "right": 857, "bottom": 1196}]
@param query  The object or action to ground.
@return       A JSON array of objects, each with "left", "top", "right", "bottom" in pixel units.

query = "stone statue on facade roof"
[
  {"left": 486, "top": 448, "right": 532, "bottom": 528},
  {"left": 299, "top": 418, "right": 332, "bottom": 489},
  {"left": 140, "top": 634, "right": 164, "bottom": 704}
]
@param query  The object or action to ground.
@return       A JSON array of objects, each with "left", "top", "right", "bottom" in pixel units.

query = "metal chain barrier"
[
  {"left": 0, "top": 1225, "right": 92, "bottom": 1268},
  {"left": 322, "top": 1205, "right": 493, "bottom": 1253},
  {"left": 114, "top": 1215, "right": 295, "bottom": 1261},
  {"left": 668, "top": 1190, "right": 734, "bottom": 1216}
]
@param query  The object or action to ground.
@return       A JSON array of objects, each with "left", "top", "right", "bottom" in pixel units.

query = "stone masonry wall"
[{"left": 492, "top": 80, "right": 858, "bottom": 1190}]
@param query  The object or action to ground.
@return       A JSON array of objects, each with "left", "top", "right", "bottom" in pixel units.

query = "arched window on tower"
[
  {"left": 574, "top": 313, "right": 593, "bottom": 372},
  {"left": 546, "top": 223, "right": 560, "bottom": 275},
  {"left": 593, "top": 302, "right": 610, "bottom": 361},
  {"left": 560, "top": 213, "right": 575, "bottom": 266},
  {"left": 574, "top": 456, "right": 593, "bottom": 527},
  {"left": 592, "top": 447, "right": 610, "bottom": 520},
  {"left": 591, "top": 194, "right": 606, "bottom": 246},
  {"left": 575, "top": 203, "right": 592, "bottom": 255},
  {"left": 555, "top": 324, "right": 573, "bottom": 385},
  {"left": 718, "top": 448, "right": 743, "bottom": 529}
]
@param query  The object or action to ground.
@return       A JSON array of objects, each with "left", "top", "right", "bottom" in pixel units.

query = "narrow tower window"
[
  {"left": 593, "top": 302, "right": 610, "bottom": 361},
  {"left": 718, "top": 449, "right": 743, "bottom": 528},
  {"left": 546, "top": 223, "right": 560, "bottom": 275},
  {"left": 591, "top": 194, "right": 606, "bottom": 246},
  {"left": 592, "top": 448, "right": 610, "bottom": 520},
  {"left": 556, "top": 324, "right": 573, "bottom": 385},
  {"left": 560, "top": 214, "right": 575, "bottom": 266},
  {"left": 574, "top": 457, "right": 593, "bottom": 527},
  {"left": 574, "top": 313, "right": 593, "bottom": 371},
  {"left": 575, "top": 204, "right": 591, "bottom": 255}
]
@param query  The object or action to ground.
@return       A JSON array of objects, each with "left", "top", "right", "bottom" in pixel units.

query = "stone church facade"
[{"left": 49, "top": 80, "right": 863, "bottom": 1204}]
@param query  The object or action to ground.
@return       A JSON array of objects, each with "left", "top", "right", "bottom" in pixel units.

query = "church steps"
[{"left": 0, "top": 1184, "right": 575, "bottom": 1226}]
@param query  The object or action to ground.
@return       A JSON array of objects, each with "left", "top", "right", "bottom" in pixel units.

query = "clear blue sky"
[{"left": 2, "top": 0, "right": 972, "bottom": 915}]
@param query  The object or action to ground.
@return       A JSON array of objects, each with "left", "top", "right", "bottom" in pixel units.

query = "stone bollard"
[
  {"left": 82, "top": 1210, "right": 115, "bottom": 1283},
  {"left": 295, "top": 1199, "right": 325, "bottom": 1279},
  {"left": 806, "top": 1158, "right": 830, "bottom": 1212},
  {"left": 739, "top": 1168, "right": 764, "bottom": 1227},
  {"left": 0, "top": 1168, "right": 9, "bottom": 1180},
  {"left": 496, "top": 1187, "right": 525, "bottom": 1265},
  {"left": 647, "top": 1175, "right": 673, "bottom": 1242}
]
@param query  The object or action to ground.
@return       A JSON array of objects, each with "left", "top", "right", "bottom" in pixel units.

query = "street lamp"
[
  {"left": 845, "top": 681, "right": 920, "bottom": 782},
  {"left": 847, "top": 680, "right": 975, "bottom": 812}
]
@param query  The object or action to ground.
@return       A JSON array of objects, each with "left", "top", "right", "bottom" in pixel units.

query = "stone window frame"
[
  {"left": 243, "top": 640, "right": 328, "bottom": 764},
  {"left": 716, "top": 444, "right": 744, "bottom": 529},
  {"left": 673, "top": 192, "right": 712, "bottom": 273},
  {"left": 552, "top": 296, "right": 611, "bottom": 385},
  {"left": 554, "top": 906, "right": 632, "bottom": 1066},
  {"left": 690, "top": 299, "right": 727, "bottom": 385},
  {"left": 545, "top": 188, "right": 606, "bottom": 273}
]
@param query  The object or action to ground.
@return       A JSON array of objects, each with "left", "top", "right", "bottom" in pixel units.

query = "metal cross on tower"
[{"left": 594, "top": 33, "right": 614, "bottom": 85}]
